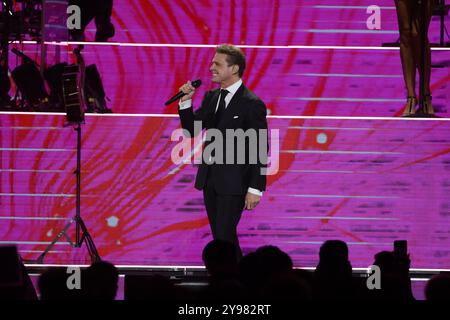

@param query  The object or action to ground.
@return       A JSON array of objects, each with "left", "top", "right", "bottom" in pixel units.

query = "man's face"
[{"left": 210, "top": 53, "right": 236, "bottom": 85}]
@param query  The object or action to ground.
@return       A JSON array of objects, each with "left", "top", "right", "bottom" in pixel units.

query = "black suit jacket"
[{"left": 178, "top": 84, "right": 268, "bottom": 195}]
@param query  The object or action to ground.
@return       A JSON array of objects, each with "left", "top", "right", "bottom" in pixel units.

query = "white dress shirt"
[{"left": 179, "top": 79, "right": 263, "bottom": 197}]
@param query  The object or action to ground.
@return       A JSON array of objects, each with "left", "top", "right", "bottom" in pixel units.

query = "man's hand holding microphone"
[
  {"left": 165, "top": 79, "right": 202, "bottom": 106},
  {"left": 179, "top": 81, "right": 197, "bottom": 102}
]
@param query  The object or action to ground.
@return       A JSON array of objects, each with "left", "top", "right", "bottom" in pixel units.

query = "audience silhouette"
[
  {"left": 425, "top": 273, "right": 450, "bottom": 301},
  {"left": 2, "top": 241, "right": 444, "bottom": 301},
  {"left": 39, "top": 267, "right": 81, "bottom": 300},
  {"left": 312, "top": 240, "right": 357, "bottom": 300},
  {"left": 369, "top": 250, "right": 414, "bottom": 301},
  {"left": 200, "top": 239, "right": 246, "bottom": 300},
  {"left": 83, "top": 261, "right": 119, "bottom": 300},
  {"left": 202, "top": 239, "right": 239, "bottom": 280},
  {"left": 0, "top": 246, "right": 37, "bottom": 300}
]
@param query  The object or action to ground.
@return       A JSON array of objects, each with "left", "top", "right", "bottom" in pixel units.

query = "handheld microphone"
[{"left": 165, "top": 79, "right": 202, "bottom": 106}]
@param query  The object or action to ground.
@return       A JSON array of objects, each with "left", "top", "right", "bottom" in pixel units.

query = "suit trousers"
[{"left": 203, "top": 170, "right": 246, "bottom": 259}]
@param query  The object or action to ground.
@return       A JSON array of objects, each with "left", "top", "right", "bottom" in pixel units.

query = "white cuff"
[
  {"left": 178, "top": 99, "right": 192, "bottom": 110},
  {"left": 247, "top": 187, "right": 263, "bottom": 197}
]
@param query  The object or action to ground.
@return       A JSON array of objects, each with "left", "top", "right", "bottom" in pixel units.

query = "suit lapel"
[
  {"left": 209, "top": 89, "right": 220, "bottom": 112},
  {"left": 206, "top": 89, "right": 220, "bottom": 127}
]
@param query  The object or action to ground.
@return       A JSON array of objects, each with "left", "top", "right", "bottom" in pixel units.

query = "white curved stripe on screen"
[
  {"left": 20, "top": 250, "right": 67, "bottom": 254},
  {"left": 303, "top": 29, "right": 398, "bottom": 34},
  {"left": 0, "top": 217, "right": 69, "bottom": 221},
  {"left": 13, "top": 41, "right": 450, "bottom": 51},
  {"left": 0, "top": 241, "right": 70, "bottom": 245},
  {"left": 279, "top": 216, "right": 399, "bottom": 221},
  {"left": 0, "top": 169, "right": 68, "bottom": 173},
  {"left": 312, "top": 5, "right": 396, "bottom": 9},
  {"left": 297, "top": 73, "right": 402, "bottom": 78},
  {"left": 2, "top": 111, "right": 450, "bottom": 121},
  {"left": 0, "top": 193, "right": 98, "bottom": 198},
  {"left": 281, "top": 150, "right": 403, "bottom": 155},
  {"left": 288, "top": 126, "right": 377, "bottom": 131},
  {"left": 281, "top": 169, "right": 376, "bottom": 174},
  {"left": 284, "top": 97, "right": 404, "bottom": 102},
  {"left": 0, "top": 148, "right": 75, "bottom": 152},
  {"left": 271, "top": 193, "right": 399, "bottom": 199}
]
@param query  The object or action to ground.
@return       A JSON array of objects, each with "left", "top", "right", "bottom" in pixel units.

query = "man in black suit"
[{"left": 177, "top": 44, "right": 268, "bottom": 259}]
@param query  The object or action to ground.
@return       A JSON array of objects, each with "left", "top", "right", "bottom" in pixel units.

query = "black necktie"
[{"left": 214, "top": 89, "right": 229, "bottom": 126}]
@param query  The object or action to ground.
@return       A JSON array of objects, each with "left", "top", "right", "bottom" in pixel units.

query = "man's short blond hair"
[{"left": 216, "top": 44, "right": 246, "bottom": 78}]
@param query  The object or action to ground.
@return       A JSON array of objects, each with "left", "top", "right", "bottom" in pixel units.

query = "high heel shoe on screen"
[
  {"left": 423, "top": 94, "right": 434, "bottom": 116},
  {"left": 402, "top": 96, "right": 417, "bottom": 117}
]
